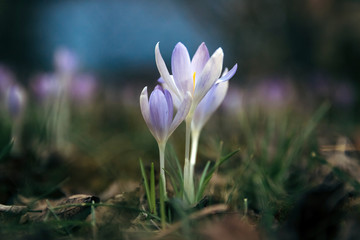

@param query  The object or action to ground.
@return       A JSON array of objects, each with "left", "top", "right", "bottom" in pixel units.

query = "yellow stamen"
[{"left": 193, "top": 72, "right": 196, "bottom": 92}]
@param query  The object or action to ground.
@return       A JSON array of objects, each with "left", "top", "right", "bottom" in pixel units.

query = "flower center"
[{"left": 193, "top": 72, "right": 196, "bottom": 92}]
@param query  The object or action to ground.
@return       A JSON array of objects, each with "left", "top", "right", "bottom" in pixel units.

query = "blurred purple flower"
[
  {"left": 140, "top": 85, "right": 191, "bottom": 144},
  {"left": 155, "top": 42, "right": 237, "bottom": 113},
  {"left": 31, "top": 74, "right": 59, "bottom": 101},
  {"left": 54, "top": 47, "right": 78, "bottom": 74},
  {"left": 252, "top": 78, "right": 295, "bottom": 109},
  {"left": 0, "top": 65, "right": 15, "bottom": 96},
  {"left": 70, "top": 74, "right": 97, "bottom": 103},
  {"left": 333, "top": 81, "right": 355, "bottom": 107},
  {"left": 311, "top": 73, "right": 332, "bottom": 97},
  {"left": 7, "top": 85, "right": 25, "bottom": 119}
]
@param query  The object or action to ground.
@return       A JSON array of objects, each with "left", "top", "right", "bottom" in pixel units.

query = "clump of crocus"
[
  {"left": 140, "top": 85, "right": 191, "bottom": 197},
  {"left": 155, "top": 42, "right": 237, "bottom": 203},
  {"left": 29, "top": 48, "right": 80, "bottom": 154}
]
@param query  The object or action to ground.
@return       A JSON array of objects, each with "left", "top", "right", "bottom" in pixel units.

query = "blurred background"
[
  {"left": 0, "top": 0, "right": 360, "bottom": 200},
  {"left": 0, "top": 0, "right": 359, "bottom": 87},
  {"left": 1, "top": 0, "right": 359, "bottom": 119}
]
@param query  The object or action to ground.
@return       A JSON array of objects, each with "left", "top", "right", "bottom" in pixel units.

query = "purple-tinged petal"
[
  {"left": 171, "top": 42, "right": 193, "bottom": 93},
  {"left": 140, "top": 87, "right": 157, "bottom": 139},
  {"left": 158, "top": 77, "right": 164, "bottom": 84},
  {"left": 194, "top": 47, "right": 224, "bottom": 105},
  {"left": 154, "top": 84, "right": 164, "bottom": 91},
  {"left": 191, "top": 42, "right": 210, "bottom": 75},
  {"left": 149, "top": 88, "right": 170, "bottom": 142},
  {"left": 192, "top": 81, "right": 228, "bottom": 132},
  {"left": 168, "top": 91, "right": 192, "bottom": 137},
  {"left": 221, "top": 68, "right": 229, "bottom": 76},
  {"left": 158, "top": 75, "right": 182, "bottom": 109},
  {"left": 163, "top": 89, "right": 173, "bottom": 128},
  {"left": 155, "top": 43, "right": 182, "bottom": 100},
  {"left": 216, "top": 64, "right": 237, "bottom": 84}
]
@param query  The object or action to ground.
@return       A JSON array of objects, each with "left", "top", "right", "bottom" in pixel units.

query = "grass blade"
[
  {"left": 139, "top": 158, "right": 153, "bottom": 214},
  {"left": 150, "top": 162, "right": 157, "bottom": 215},
  {"left": 195, "top": 161, "right": 211, "bottom": 202},
  {"left": 0, "top": 139, "right": 14, "bottom": 163}
]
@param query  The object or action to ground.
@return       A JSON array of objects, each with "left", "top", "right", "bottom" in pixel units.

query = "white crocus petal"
[
  {"left": 140, "top": 87, "right": 157, "bottom": 138},
  {"left": 155, "top": 43, "right": 182, "bottom": 101},
  {"left": 222, "top": 68, "right": 229, "bottom": 76},
  {"left": 193, "top": 47, "right": 224, "bottom": 105},
  {"left": 191, "top": 42, "right": 210, "bottom": 77},
  {"left": 216, "top": 64, "right": 238, "bottom": 84},
  {"left": 192, "top": 81, "right": 229, "bottom": 132},
  {"left": 171, "top": 43, "right": 193, "bottom": 94},
  {"left": 159, "top": 76, "right": 182, "bottom": 109},
  {"left": 166, "top": 85, "right": 182, "bottom": 109},
  {"left": 168, "top": 91, "right": 192, "bottom": 136}
]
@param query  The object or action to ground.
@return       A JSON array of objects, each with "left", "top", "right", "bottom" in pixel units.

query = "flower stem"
[
  {"left": 188, "top": 129, "right": 200, "bottom": 200},
  {"left": 183, "top": 116, "right": 194, "bottom": 203},
  {"left": 158, "top": 142, "right": 167, "bottom": 199}
]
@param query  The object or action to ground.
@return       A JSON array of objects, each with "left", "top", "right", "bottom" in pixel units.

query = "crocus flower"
[
  {"left": 155, "top": 42, "right": 237, "bottom": 203},
  {"left": 140, "top": 85, "right": 192, "bottom": 196},
  {"left": 140, "top": 85, "right": 191, "bottom": 145},
  {"left": 155, "top": 42, "right": 237, "bottom": 113}
]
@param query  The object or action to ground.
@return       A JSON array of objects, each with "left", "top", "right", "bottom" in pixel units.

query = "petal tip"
[
  {"left": 174, "top": 42, "right": 187, "bottom": 52},
  {"left": 140, "top": 86, "right": 149, "bottom": 100},
  {"left": 155, "top": 42, "right": 161, "bottom": 54},
  {"left": 141, "top": 86, "right": 148, "bottom": 94},
  {"left": 215, "top": 47, "right": 224, "bottom": 55},
  {"left": 198, "top": 42, "right": 209, "bottom": 53},
  {"left": 199, "top": 42, "right": 206, "bottom": 48}
]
